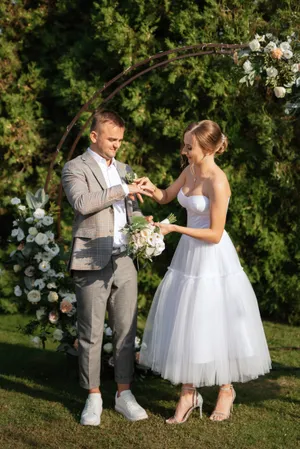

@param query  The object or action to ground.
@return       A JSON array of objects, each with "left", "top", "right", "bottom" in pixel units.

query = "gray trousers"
[{"left": 73, "top": 254, "right": 138, "bottom": 389}]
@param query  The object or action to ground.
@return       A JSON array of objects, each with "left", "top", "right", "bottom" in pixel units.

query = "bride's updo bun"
[{"left": 189, "top": 120, "right": 228, "bottom": 156}]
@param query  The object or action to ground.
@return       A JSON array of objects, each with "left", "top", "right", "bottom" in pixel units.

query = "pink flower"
[
  {"left": 271, "top": 48, "right": 283, "bottom": 59},
  {"left": 49, "top": 310, "right": 59, "bottom": 324},
  {"left": 60, "top": 300, "right": 73, "bottom": 314}
]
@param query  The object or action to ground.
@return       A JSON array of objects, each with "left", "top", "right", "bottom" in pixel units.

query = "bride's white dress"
[{"left": 140, "top": 188, "right": 271, "bottom": 386}]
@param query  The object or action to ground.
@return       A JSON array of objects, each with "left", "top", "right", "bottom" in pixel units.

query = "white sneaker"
[
  {"left": 80, "top": 393, "right": 103, "bottom": 426},
  {"left": 115, "top": 390, "right": 148, "bottom": 421}
]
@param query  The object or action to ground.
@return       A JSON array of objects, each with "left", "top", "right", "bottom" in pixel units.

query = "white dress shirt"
[{"left": 88, "top": 148, "right": 129, "bottom": 248}]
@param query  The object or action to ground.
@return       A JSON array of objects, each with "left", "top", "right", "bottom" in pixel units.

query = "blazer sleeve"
[{"left": 62, "top": 163, "right": 126, "bottom": 215}]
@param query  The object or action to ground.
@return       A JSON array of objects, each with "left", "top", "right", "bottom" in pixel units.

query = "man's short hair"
[{"left": 90, "top": 109, "right": 125, "bottom": 133}]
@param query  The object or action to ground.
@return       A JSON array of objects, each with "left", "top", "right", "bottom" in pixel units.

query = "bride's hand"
[
  {"left": 155, "top": 222, "right": 174, "bottom": 236},
  {"left": 135, "top": 177, "right": 156, "bottom": 195}
]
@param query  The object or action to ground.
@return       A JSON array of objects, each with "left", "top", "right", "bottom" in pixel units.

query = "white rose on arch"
[
  {"left": 266, "top": 67, "right": 278, "bottom": 78},
  {"left": 243, "top": 60, "right": 253, "bottom": 74},
  {"left": 249, "top": 39, "right": 260, "bottom": 51},
  {"left": 283, "top": 49, "right": 293, "bottom": 59},
  {"left": 274, "top": 87, "right": 286, "bottom": 98},
  {"left": 264, "top": 41, "right": 277, "bottom": 52},
  {"left": 279, "top": 41, "right": 291, "bottom": 52}
]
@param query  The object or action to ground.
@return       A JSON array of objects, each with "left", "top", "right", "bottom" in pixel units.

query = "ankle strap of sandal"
[
  {"left": 220, "top": 385, "right": 233, "bottom": 391},
  {"left": 181, "top": 386, "right": 196, "bottom": 391}
]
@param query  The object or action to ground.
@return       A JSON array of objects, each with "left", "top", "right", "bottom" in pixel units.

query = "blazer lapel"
[{"left": 81, "top": 150, "right": 108, "bottom": 189}]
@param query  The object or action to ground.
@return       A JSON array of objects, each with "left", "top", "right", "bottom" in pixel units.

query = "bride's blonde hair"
[{"left": 189, "top": 120, "right": 228, "bottom": 155}]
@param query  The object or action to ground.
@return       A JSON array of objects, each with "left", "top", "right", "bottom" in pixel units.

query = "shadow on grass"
[{"left": 0, "top": 342, "right": 299, "bottom": 421}]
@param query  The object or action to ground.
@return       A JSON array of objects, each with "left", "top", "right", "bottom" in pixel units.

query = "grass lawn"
[{"left": 0, "top": 315, "right": 299, "bottom": 449}]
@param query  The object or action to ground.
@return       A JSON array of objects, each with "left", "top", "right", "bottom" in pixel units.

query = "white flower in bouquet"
[
  {"left": 28, "top": 227, "right": 38, "bottom": 236},
  {"left": 18, "top": 205, "right": 26, "bottom": 211},
  {"left": 33, "top": 208, "right": 45, "bottom": 219},
  {"left": 24, "top": 266, "right": 35, "bottom": 277},
  {"left": 45, "top": 231, "right": 55, "bottom": 241},
  {"left": 13, "top": 264, "right": 22, "bottom": 273},
  {"left": 48, "top": 291, "right": 59, "bottom": 302},
  {"left": 53, "top": 329, "right": 64, "bottom": 341},
  {"left": 11, "top": 197, "right": 21, "bottom": 205},
  {"left": 243, "top": 60, "right": 253, "bottom": 73},
  {"left": 14, "top": 285, "right": 22, "bottom": 296},
  {"left": 31, "top": 336, "right": 41, "bottom": 347},
  {"left": 103, "top": 342, "right": 113, "bottom": 353},
  {"left": 36, "top": 307, "right": 47, "bottom": 320},
  {"left": 49, "top": 310, "right": 59, "bottom": 324},
  {"left": 264, "top": 41, "right": 277, "bottom": 52},
  {"left": 35, "top": 233, "right": 49, "bottom": 246},
  {"left": 279, "top": 41, "right": 291, "bottom": 52},
  {"left": 47, "top": 282, "right": 57, "bottom": 290},
  {"left": 34, "top": 279, "right": 46, "bottom": 290},
  {"left": 291, "top": 63, "right": 300, "bottom": 73},
  {"left": 249, "top": 39, "right": 260, "bottom": 51},
  {"left": 105, "top": 326, "right": 113, "bottom": 337},
  {"left": 266, "top": 67, "right": 278, "bottom": 78},
  {"left": 27, "top": 290, "right": 41, "bottom": 303},
  {"left": 26, "top": 235, "right": 35, "bottom": 243},
  {"left": 55, "top": 272, "right": 65, "bottom": 279},
  {"left": 283, "top": 49, "right": 293, "bottom": 59},
  {"left": 25, "top": 217, "right": 34, "bottom": 224},
  {"left": 274, "top": 86, "right": 286, "bottom": 98},
  {"left": 12, "top": 220, "right": 19, "bottom": 227},
  {"left": 122, "top": 213, "right": 176, "bottom": 263},
  {"left": 42, "top": 216, "right": 54, "bottom": 226},
  {"left": 39, "top": 260, "right": 50, "bottom": 272}
]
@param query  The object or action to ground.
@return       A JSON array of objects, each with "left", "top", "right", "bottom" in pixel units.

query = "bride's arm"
[
  {"left": 158, "top": 181, "right": 229, "bottom": 244},
  {"left": 136, "top": 168, "right": 187, "bottom": 205}
]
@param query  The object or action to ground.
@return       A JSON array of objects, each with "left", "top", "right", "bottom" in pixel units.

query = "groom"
[{"left": 62, "top": 109, "right": 152, "bottom": 426}]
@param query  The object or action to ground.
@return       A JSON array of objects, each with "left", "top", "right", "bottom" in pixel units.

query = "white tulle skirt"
[{"left": 140, "top": 231, "right": 271, "bottom": 386}]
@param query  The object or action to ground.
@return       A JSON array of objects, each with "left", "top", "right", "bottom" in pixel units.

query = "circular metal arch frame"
[{"left": 46, "top": 42, "right": 248, "bottom": 237}]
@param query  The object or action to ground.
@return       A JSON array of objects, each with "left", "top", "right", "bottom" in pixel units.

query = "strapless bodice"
[{"left": 177, "top": 188, "right": 211, "bottom": 229}]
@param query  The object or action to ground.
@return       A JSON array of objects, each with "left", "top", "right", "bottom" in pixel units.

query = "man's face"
[{"left": 90, "top": 121, "right": 125, "bottom": 163}]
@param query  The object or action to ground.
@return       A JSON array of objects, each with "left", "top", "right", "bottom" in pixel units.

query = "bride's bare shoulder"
[{"left": 210, "top": 168, "right": 231, "bottom": 196}]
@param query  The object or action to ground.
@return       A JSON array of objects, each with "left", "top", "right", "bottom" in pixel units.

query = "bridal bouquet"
[{"left": 122, "top": 214, "right": 176, "bottom": 264}]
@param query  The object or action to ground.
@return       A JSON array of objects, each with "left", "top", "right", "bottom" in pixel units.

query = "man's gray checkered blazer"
[{"left": 62, "top": 150, "right": 142, "bottom": 271}]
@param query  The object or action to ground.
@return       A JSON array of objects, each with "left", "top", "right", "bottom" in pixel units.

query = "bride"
[{"left": 137, "top": 120, "right": 271, "bottom": 424}]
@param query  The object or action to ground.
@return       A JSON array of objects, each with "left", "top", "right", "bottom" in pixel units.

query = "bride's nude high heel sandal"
[
  {"left": 166, "top": 386, "right": 203, "bottom": 425},
  {"left": 210, "top": 385, "right": 236, "bottom": 422}
]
